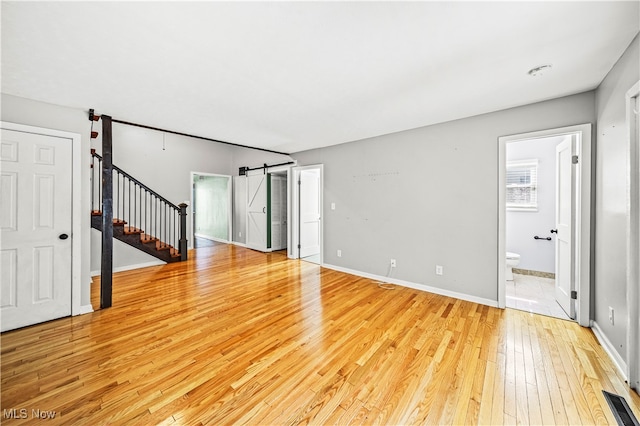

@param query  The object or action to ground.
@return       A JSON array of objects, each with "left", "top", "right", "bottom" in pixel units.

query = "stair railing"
[{"left": 91, "top": 150, "right": 188, "bottom": 262}]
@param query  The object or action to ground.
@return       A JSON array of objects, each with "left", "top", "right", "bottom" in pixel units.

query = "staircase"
[{"left": 91, "top": 151, "right": 187, "bottom": 264}]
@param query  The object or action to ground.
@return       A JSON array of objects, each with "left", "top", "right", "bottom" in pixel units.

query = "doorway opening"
[
  {"left": 499, "top": 124, "right": 592, "bottom": 326},
  {"left": 190, "top": 172, "right": 232, "bottom": 248},
  {"left": 505, "top": 135, "right": 572, "bottom": 320}
]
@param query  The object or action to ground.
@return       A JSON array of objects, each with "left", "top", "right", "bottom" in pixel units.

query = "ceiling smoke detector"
[{"left": 528, "top": 64, "right": 553, "bottom": 77}]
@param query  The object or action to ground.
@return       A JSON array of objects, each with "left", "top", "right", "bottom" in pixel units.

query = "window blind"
[{"left": 506, "top": 160, "right": 538, "bottom": 209}]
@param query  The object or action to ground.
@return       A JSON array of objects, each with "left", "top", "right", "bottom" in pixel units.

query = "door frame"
[
  {"left": 189, "top": 171, "right": 232, "bottom": 247},
  {"left": 290, "top": 164, "right": 323, "bottom": 263},
  {"left": 626, "top": 81, "right": 640, "bottom": 392},
  {"left": 1, "top": 121, "right": 83, "bottom": 316},
  {"left": 498, "top": 124, "right": 592, "bottom": 326}
]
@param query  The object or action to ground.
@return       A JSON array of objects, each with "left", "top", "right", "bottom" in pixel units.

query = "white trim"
[
  {"left": 232, "top": 241, "right": 247, "bottom": 248},
  {"left": 194, "top": 233, "right": 228, "bottom": 244},
  {"left": 91, "top": 259, "right": 165, "bottom": 277},
  {"left": 0, "top": 121, "right": 85, "bottom": 317},
  {"left": 323, "top": 263, "right": 499, "bottom": 308},
  {"left": 592, "top": 320, "right": 628, "bottom": 380},
  {"left": 626, "top": 80, "right": 640, "bottom": 392},
  {"left": 498, "top": 124, "right": 592, "bottom": 326},
  {"left": 78, "top": 304, "right": 94, "bottom": 315}
]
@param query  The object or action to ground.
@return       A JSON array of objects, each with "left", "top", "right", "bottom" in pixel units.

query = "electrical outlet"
[
  {"left": 390, "top": 259, "right": 396, "bottom": 268},
  {"left": 609, "top": 307, "right": 615, "bottom": 325},
  {"left": 239, "top": 231, "right": 242, "bottom": 238},
  {"left": 435, "top": 265, "right": 443, "bottom": 275},
  {"left": 337, "top": 249, "right": 342, "bottom": 258},
  {"left": 331, "top": 202, "right": 336, "bottom": 210}
]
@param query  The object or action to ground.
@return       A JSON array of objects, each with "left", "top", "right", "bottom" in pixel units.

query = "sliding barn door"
[{"left": 246, "top": 173, "right": 268, "bottom": 252}]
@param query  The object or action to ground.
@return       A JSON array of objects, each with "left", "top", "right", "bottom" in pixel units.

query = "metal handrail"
[{"left": 92, "top": 152, "right": 179, "bottom": 210}]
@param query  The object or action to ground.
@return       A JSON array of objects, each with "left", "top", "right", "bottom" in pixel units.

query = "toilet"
[{"left": 506, "top": 252, "right": 520, "bottom": 281}]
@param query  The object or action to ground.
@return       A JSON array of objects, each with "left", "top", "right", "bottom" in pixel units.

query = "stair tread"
[
  {"left": 155, "top": 241, "right": 174, "bottom": 251},
  {"left": 140, "top": 234, "right": 157, "bottom": 243},
  {"left": 124, "top": 226, "right": 143, "bottom": 235}
]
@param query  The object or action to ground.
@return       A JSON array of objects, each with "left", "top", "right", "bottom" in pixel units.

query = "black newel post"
[
  {"left": 101, "top": 115, "right": 113, "bottom": 308},
  {"left": 179, "top": 203, "right": 188, "bottom": 261}
]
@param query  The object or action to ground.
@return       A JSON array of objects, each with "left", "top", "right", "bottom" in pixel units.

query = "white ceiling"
[{"left": 2, "top": 2, "right": 638, "bottom": 154}]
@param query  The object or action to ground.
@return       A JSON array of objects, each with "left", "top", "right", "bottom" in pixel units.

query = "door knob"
[
  {"left": 550, "top": 229, "right": 558, "bottom": 234},
  {"left": 59, "top": 233, "right": 69, "bottom": 240}
]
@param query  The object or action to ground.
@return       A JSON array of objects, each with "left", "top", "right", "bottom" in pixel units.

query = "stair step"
[
  {"left": 124, "top": 226, "right": 143, "bottom": 235},
  {"left": 156, "top": 241, "right": 174, "bottom": 251},
  {"left": 140, "top": 234, "right": 157, "bottom": 244},
  {"left": 91, "top": 211, "right": 128, "bottom": 226}
]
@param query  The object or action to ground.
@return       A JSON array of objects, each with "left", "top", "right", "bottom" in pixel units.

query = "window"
[{"left": 506, "top": 159, "right": 538, "bottom": 211}]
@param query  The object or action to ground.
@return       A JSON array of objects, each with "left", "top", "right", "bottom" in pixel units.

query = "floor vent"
[{"left": 602, "top": 390, "right": 640, "bottom": 426}]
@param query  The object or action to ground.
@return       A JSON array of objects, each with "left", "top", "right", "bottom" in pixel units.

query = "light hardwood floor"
[{"left": 2, "top": 244, "right": 639, "bottom": 425}]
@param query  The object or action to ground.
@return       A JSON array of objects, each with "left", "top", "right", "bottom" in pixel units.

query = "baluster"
[
  {"left": 128, "top": 179, "right": 131, "bottom": 232},
  {"left": 143, "top": 190, "right": 147, "bottom": 241},
  {"left": 91, "top": 155, "right": 95, "bottom": 212},
  {"left": 98, "top": 158, "right": 102, "bottom": 212}
]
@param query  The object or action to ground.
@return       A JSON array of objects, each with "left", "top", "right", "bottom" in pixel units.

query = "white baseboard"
[
  {"left": 591, "top": 320, "right": 628, "bottom": 379},
  {"left": 194, "top": 233, "right": 230, "bottom": 244},
  {"left": 232, "top": 241, "right": 247, "bottom": 248},
  {"left": 91, "top": 260, "right": 166, "bottom": 277},
  {"left": 322, "top": 263, "right": 499, "bottom": 308},
  {"left": 76, "top": 304, "right": 94, "bottom": 315}
]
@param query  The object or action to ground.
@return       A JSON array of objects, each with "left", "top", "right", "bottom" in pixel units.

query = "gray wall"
[
  {"left": 90, "top": 122, "right": 291, "bottom": 270},
  {"left": 594, "top": 34, "right": 639, "bottom": 365},
  {"left": 506, "top": 136, "right": 565, "bottom": 274},
  {"left": 1, "top": 93, "right": 93, "bottom": 307},
  {"left": 292, "top": 92, "right": 596, "bottom": 303}
]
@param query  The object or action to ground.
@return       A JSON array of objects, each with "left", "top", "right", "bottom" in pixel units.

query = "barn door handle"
[
  {"left": 59, "top": 233, "right": 69, "bottom": 240},
  {"left": 263, "top": 207, "right": 266, "bottom": 214},
  {"left": 550, "top": 229, "right": 558, "bottom": 234}
]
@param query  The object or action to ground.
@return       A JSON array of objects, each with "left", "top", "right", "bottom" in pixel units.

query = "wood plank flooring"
[{"left": 2, "top": 244, "right": 639, "bottom": 424}]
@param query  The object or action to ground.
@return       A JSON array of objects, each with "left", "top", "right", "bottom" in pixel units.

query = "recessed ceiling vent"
[{"left": 528, "top": 64, "right": 553, "bottom": 77}]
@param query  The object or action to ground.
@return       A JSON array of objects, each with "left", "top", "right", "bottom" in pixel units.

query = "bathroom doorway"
[
  {"left": 504, "top": 135, "right": 570, "bottom": 320},
  {"left": 498, "top": 124, "right": 592, "bottom": 326}
]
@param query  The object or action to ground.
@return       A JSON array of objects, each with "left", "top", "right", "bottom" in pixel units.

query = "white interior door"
[
  {"left": 555, "top": 137, "right": 575, "bottom": 319},
  {"left": 1, "top": 129, "right": 72, "bottom": 332},
  {"left": 246, "top": 173, "right": 267, "bottom": 252},
  {"left": 299, "top": 169, "right": 321, "bottom": 258}
]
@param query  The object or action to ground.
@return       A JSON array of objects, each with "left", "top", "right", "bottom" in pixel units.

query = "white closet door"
[{"left": 1, "top": 129, "right": 72, "bottom": 332}]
